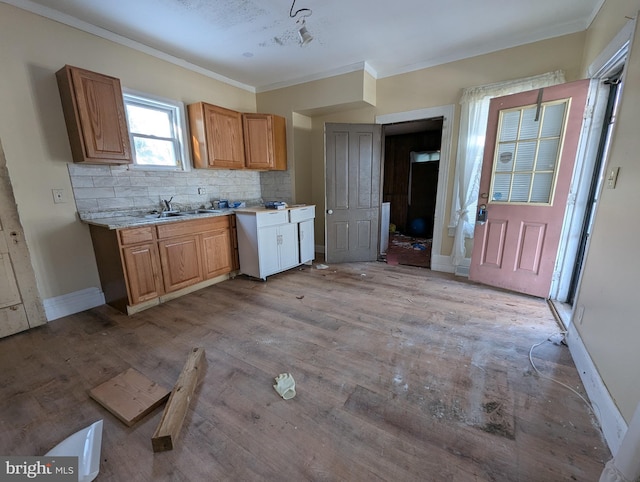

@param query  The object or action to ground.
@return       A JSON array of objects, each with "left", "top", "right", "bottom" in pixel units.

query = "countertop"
[
  {"left": 234, "top": 205, "right": 313, "bottom": 215},
  {"left": 83, "top": 209, "right": 235, "bottom": 230},
  {"left": 83, "top": 205, "right": 314, "bottom": 230}
]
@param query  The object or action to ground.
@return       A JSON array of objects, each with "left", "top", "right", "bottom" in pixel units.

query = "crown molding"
[{"left": 1, "top": 0, "right": 255, "bottom": 93}]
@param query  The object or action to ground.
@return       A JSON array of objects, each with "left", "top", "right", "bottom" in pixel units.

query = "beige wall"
[
  {"left": 258, "top": 32, "right": 586, "bottom": 252},
  {"left": 0, "top": 3, "right": 255, "bottom": 300},
  {"left": 574, "top": 0, "right": 640, "bottom": 422}
]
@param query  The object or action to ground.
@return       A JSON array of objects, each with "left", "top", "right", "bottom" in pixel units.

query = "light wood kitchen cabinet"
[
  {"left": 118, "top": 226, "right": 163, "bottom": 306},
  {"left": 229, "top": 214, "right": 240, "bottom": 271},
  {"left": 122, "top": 242, "right": 164, "bottom": 305},
  {"left": 89, "top": 215, "right": 236, "bottom": 314},
  {"left": 56, "top": 65, "right": 132, "bottom": 165},
  {"left": 158, "top": 235, "right": 203, "bottom": 292},
  {"left": 188, "top": 102, "right": 245, "bottom": 169},
  {"left": 242, "top": 113, "right": 287, "bottom": 170},
  {"left": 202, "top": 228, "right": 233, "bottom": 279}
]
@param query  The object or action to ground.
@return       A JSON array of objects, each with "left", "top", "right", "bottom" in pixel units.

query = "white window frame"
[{"left": 122, "top": 88, "right": 191, "bottom": 172}]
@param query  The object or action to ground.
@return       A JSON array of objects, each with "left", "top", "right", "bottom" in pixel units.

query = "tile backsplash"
[{"left": 69, "top": 163, "right": 264, "bottom": 219}]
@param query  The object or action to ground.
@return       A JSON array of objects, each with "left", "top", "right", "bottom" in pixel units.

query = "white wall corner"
[
  {"left": 566, "top": 323, "right": 628, "bottom": 455},
  {"left": 43, "top": 287, "right": 105, "bottom": 321}
]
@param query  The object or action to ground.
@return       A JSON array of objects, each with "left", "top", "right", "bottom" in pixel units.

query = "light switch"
[{"left": 606, "top": 167, "right": 620, "bottom": 189}]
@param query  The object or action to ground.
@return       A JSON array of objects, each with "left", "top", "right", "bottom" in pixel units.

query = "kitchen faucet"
[{"left": 162, "top": 197, "right": 174, "bottom": 212}]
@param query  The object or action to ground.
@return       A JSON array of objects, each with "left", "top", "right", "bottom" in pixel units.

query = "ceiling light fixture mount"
[{"left": 289, "top": 0, "right": 313, "bottom": 46}]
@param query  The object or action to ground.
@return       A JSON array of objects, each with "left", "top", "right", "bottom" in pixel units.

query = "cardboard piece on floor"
[
  {"left": 152, "top": 347, "right": 206, "bottom": 452},
  {"left": 89, "top": 368, "right": 171, "bottom": 427}
]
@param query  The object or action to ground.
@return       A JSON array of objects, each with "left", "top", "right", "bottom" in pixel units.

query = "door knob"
[{"left": 326, "top": 209, "right": 333, "bottom": 215}]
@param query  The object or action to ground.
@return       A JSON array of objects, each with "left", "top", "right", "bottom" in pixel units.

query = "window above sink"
[{"left": 123, "top": 89, "right": 190, "bottom": 172}]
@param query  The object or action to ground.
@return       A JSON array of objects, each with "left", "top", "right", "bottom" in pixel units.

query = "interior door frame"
[
  {"left": 549, "top": 20, "right": 633, "bottom": 307},
  {"left": 376, "top": 105, "right": 455, "bottom": 272},
  {"left": 0, "top": 138, "right": 46, "bottom": 332}
]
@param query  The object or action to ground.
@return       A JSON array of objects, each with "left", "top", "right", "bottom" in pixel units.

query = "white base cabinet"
[
  {"left": 289, "top": 206, "right": 315, "bottom": 264},
  {"left": 236, "top": 206, "right": 315, "bottom": 280}
]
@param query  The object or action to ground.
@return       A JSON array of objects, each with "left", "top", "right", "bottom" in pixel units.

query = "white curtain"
[{"left": 450, "top": 70, "right": 566, "bottom": 267}]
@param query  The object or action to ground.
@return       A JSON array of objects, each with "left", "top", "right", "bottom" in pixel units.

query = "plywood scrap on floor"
[
  {"left": 89, "top": 368, "right": 171, "bottom": 427},
  {"left": 152, "top": 347, "right": 206, "bottom": 453}
]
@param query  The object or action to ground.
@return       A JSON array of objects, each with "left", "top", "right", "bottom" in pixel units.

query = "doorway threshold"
[{"left": 548, "top": 299, "right": 573, "bottom": 331}]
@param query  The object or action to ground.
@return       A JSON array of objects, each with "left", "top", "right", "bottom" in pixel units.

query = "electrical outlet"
[
  {"left": 52, "top": 189, "right": 66, "bottom": 204},
  {"left": 576, "top": 305, "right": 585, "bottom": 325},
  {"left": 198, "top": 187, "right": 207, "bottom": 195}
]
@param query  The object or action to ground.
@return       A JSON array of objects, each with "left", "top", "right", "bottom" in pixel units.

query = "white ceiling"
[{"left": 7, "top": 0, "right": 604, "bottom": 92}]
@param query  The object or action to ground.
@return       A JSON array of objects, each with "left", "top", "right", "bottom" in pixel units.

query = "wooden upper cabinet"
[
  {"left": 243, "top": 113, "right": 287, "bottom": 171},
  {"left": 188, "top": 102, "right": 245, "bottom": 169},
  {"left": 56, "top": 65, "right": 132, "bottom": 164}
]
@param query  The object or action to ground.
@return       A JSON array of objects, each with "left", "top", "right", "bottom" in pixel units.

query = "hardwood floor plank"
[{"left": 0, "top": 261, "right": 609, "bottom": 481}]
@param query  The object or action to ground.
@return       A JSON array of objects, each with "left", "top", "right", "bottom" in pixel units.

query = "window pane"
[
  {"left": 511, "top": 174, "right": 531, "bottom": 202},
  {"left": 496, "top": 143, "right": 515, "bottom": 172},
  {"left": 531, "top": 173, "right": 553, "bottom": 203},
  {"left": 515, "top": 141, "right": 536, "bottom": 172},
  {"left": 126, "top": 104, "right": 173, "bottom": 137},
  {"left": 492, "top": 174, "right": 511, "bottom": 201},
  {"left": 500, "top": 111, "right": 520, "bottom": 141},
  {"left": 537, "top": 139, "right": 560, "bottom": 170},
  {"left": 541, "top": 103, "right": 566, "bottom": 137},
  {"left": 133, "top": 137, "right": 176, "bottom": 166},
  {"left": 519, "top": 107, "right": 539, "bottom": 139}
]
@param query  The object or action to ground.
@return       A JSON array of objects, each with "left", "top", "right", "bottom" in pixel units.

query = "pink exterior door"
[{"left": 469, "top": 80, "right": 589, "bottom": 298}]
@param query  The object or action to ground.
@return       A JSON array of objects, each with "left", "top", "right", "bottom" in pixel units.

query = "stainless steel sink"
[
  {"left": 142, "top": 209, "right": 224, "bottom": 219},
  {"left": 178, "top": 209, "right": 224, "bottom": 215},
  {"left": 195, "top": 209, "right": 223, "bottom": 214}
]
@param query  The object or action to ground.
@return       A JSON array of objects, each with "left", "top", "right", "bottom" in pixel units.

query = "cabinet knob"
[{"left": 326, "top": 209, "right": 333, "bottom": 215}]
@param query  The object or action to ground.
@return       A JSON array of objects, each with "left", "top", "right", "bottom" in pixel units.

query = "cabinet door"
[
  {"left": 299, "top": 219, "right": 315, "bottom": 264},
  {"left": 243, "top": 114, "right": 287, "bottom": 171},
  {"left": 56, "top": 65, "right": 132, "bottom": 164},
  {"left": 229, "top": 215, "right": 240, "bottom": 271},
  {"left": 257, "top": 225, "right": 280, "bottom": 278},
  {"left": 201, "top": 229, "right": 233, "bottom": 279},
  {"left": 203, "top": 103, "right": 245, "bottom": 169},
  {"left": 278, "top": 223, "right": 300, "bottom": 270},
  {"left": 243, "top": 114, "right": 274, "bottom": 170},
  {"left": 122, "top": 243, "right": 163, "bottom": 304},
  {"left": 158, "top": 235, "right": 203, "bottom": 292}
]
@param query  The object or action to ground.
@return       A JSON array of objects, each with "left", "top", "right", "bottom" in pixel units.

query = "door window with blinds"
[{"left": 490, "top": 99, "right": 569, "bottom": 204}]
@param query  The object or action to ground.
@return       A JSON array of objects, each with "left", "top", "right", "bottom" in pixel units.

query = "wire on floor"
[{"left": 528, "top": 333, "right": 601, "bottom": 420}]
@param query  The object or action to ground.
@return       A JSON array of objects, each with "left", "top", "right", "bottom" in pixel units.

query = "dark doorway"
[{"left": 382, "top": 118, "right": 443, "bottom": 238}]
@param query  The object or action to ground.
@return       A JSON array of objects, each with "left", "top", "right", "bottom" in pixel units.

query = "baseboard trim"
[
  {"left": 43, "top": 287, "right": 105, "bottom": 321},
  {"left": 430, "top": 254, "right": 455, "bottom": 273},
  {"left": 566, "top": 323, "right": 628, "bottom": 455},
  {"left": 454, "top": 258, "right": 471, "bottom": 277}
]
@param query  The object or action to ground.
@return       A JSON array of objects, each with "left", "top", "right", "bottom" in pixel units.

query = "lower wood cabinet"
[
  {"left": 202, "top": 228, "right": 233, "bottom": 278},
  {"left": 89, "top": 215, "right": 236, "bottom": 314},
  {"left": 158, "top": 235, "right": 203, "bottom": 293},
  {"left": 121, "top": 242, "right": 163, "bottom": 305}
]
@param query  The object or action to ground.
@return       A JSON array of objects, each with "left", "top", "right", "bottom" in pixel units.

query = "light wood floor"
[{"left": 0, "top": 261, "right": 610, "bottom": 481}]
